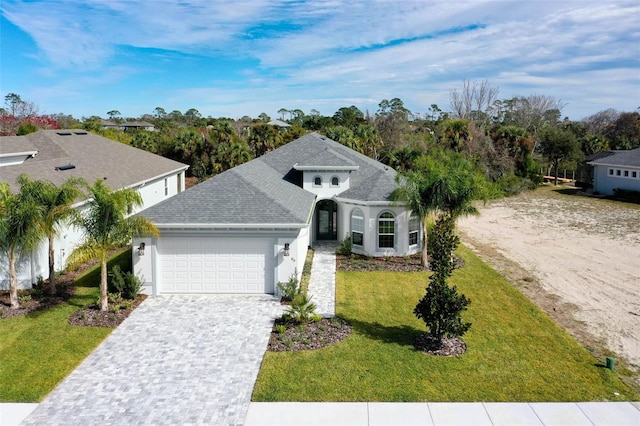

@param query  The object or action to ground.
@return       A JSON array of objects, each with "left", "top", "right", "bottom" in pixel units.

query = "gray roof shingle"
[
  {"left": 587, "top": 148, "right": 640, "bottom": 167},
  {"left": 141, "top": 132, "right": 399, "bottom": 227},
  {"left": 0, "top": 130, "right": 188, "bottom": 192}
]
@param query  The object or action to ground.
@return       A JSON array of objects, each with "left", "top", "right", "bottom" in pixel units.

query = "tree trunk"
[
  {"left": 48, "top": 235, "right": 56, "bottom": 295},
  {"left": 421, "top": 218, "right": 429, "bottom": 268},
  {"left": 100, "top": 255, "right": 108, "bottom": 311},
  {"left": 9, "top": 248, "right": 19, "bottom": 309},
  {"left": 554, "top": 161, "right": 559, "bottom": 186}
]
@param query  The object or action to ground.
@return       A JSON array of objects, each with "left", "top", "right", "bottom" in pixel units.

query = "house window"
[
  {"left": 351, "top": 209, "right": 364, "bottom": 246},
  {"left": 609, "top": 169, "right": 614, "bottom": 175},
  {"left": 633, "top": 171, "right": 638, "bottom": 178},
  {"left": 616, "top": 169, "right": 621, "bottom": 176},
  {"left": 624, "top": 170, "right": 629, "bottom": 177},
  {"left": 177, "top": 173, "right": 182, "bottom": 193},
  {"left": 313, "top": 176, "right": 322, "bottom": 187},
  {"left": 164, "top": 178, "right": 168, "bottom": 196},
  {"left": 331, "top": 176, "right": 339, "bottom": 187},
  {"left": 378, "top": 212, "right": 395, "bottom": 249},
  {"left": 409, "top": 214, "right": 419, "bottom": 246}
]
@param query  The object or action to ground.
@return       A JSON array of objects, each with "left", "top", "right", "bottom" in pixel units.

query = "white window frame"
[
  {"left": 408, "top": 214, "right": 419, "bottom": 247},
  {"left": 351, "top": 208, "right": 364, "bottom": 247},
  {"left": 313, "top": 176, "right": 322, "bottom": 187},
  {"left": 164, "top": 178, "right": 169, "bottom": 196},
  {"left": 377, "top": 211, "right": 395, "bottom": 249},
  {"left": 331, "top": 176, "right": 339, "bottom": 187}
]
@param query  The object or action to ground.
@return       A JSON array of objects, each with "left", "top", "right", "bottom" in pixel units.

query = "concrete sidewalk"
[{"left": 245, "top": 402, "right": 640, "bottom": 426}]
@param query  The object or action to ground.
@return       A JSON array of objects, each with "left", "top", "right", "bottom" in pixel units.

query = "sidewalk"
[{"left": 245, "top": 401, "right": 640, "bottom": 426}]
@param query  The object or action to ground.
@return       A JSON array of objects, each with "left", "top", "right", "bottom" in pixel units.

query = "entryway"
[{"left": 315, "top": 200, "right": 338, "bottom": 241}]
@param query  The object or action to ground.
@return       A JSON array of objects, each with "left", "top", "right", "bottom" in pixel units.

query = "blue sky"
[{"left": 1, "top": 0, "right": 639, "bottom": 121}]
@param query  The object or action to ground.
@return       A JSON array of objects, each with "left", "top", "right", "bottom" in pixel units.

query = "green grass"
[
  {"left": 253, "top": 245, "right": 639, "bottom": 402},
  {"left": 0, "top": 249, "right": 131, "bottom": 402}
]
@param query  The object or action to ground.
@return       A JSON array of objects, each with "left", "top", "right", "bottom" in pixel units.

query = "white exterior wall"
[
  {"left": 338, "top": 201, "right": 420, "bottom": 257},
  {"left": 593, "top": 165, "right": 640, "bottom": 195},
  {"left": 3, "top": 169, "right": 186, "bottom": 290},
  {"left": 301, "top": 171, "right": 351, "bottom": 198}
]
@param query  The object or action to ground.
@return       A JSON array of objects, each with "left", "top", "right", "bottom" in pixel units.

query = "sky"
[{"left": 1, "top": 0, "right": 639, "bottom": 122}]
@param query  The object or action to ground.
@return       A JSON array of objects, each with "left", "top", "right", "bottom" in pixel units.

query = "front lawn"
[
  {"left": 0, "top": 249, "right": 130, "bottom": 402},
  {"left": 253, "top": 245, "right": 638, "bottom": 401}
]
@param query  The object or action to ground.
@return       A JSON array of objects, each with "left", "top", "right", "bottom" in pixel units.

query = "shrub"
[
  {"left": 282, "top": 294, "right": 318, "bottom": 323},
  {"left": 277, "top": 271, "right": 300, "bottom": 302},
  {"left": 109, "top": 265, "right": 143, "bottom": 300},
  {"left": 337, "top": 234, "right": 352, "bottom": 256},
  {"left": 612, "top": 188, "right": 640, "bottom": 204},
  {"left": 275, "top": 324, "right": 287, "bottom": 334},
  {"left": 416, "top": 214, "right": 471, "bottom": 346}
]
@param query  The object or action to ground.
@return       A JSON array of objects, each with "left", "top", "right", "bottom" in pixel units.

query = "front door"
[{"left": 316, "top": 200, "right": 338, "bottom": 240}]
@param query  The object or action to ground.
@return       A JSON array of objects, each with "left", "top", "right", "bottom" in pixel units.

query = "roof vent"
[
  {"left": 56, "top": 131, "right": 72, "bottom": 136},
  {"left": 55, "top": 164, "right": 76, "bottom": 171}
]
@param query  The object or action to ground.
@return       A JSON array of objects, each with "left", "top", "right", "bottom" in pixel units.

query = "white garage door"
[{"left": 158, "top": 237, "right": 274, "bottom": 294}]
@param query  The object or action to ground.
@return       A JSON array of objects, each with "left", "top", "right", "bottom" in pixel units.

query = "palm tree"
[
  {"left": 393, "top": 152, "right": 486, "bottom": 267},
  {"left": 0, "top": 182, "right": 45, "bottom": 308},
  {"left": 67, "top": 179, "right": 159, "bottom": 311},
  {"left": 17, "top": 175, "right": 86, "bottom": 294}
]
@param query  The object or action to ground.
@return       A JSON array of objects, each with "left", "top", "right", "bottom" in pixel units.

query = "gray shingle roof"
[
  {"left": 587, "top": 148, "right": 640, "bottom": 168},
  {"left": 0, "top": 130, "right": 188, "bottom": 192},
  {"left": 141, "top": 132, "right": 399, "bottom": 227},
  {"left": 294, "top": 147, "right": 358, "bottom": 169}
]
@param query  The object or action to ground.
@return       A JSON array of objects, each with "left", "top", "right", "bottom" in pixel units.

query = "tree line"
[{"left": 3, "top": 82, "right": 639, "bottom": 193}]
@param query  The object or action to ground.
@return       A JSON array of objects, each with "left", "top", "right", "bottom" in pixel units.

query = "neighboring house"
[
  {"left": 99, "top": 119, "right": 119, "bottom": 129},
  {"left": 586, "top": 148, "right": 640, "bottom": 195},
  {"left": 0, "top": 129, "right": 189, "bottom": 289},
  {"left": 134, "top": 132, "right": 419, "bottom": 296},
  {"left": 120, "top": 121, "right": 155, "bottom": 131},
  {"left": 267, "top": 119, "right": 291, "bottom": 128}
]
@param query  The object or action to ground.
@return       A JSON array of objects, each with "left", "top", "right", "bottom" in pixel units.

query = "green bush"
[
  {"left": 337, "top": 235, "right": 352, "bottom": 256},
  {"left": 612, "top": 188, "right": 640, "bottom": 204},
  {"left": 109, "top": 265, "right": 143, "bottom": 300},
  {"left": 276, "top": 271, "right": 299, "bottom": 302},
  {"left": 282, "top": 294, "right": 318, "bottom": 323}
]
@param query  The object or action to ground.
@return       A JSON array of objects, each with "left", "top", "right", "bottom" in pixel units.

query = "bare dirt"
[{"left": 457, "top": 185, "right": 640, "bottom": 378}]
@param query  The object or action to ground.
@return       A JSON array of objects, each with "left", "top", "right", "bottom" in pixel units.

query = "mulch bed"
[
  {"left": 68, "top": 294, "right": 147, "bottom": 328},
  {"left": 0, "top": 283, "right": 75, "bottom": 320},
  {"left": 268, "top": 317, "right": 352, "bottom": 351},
  {"left": 414, "top": 333, "right": 467, "bottom": 356},
  {"left": 337, "top": 253, "right": 427, "bottom": 272}
]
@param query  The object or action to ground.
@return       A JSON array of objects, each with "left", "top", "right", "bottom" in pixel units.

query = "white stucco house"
[
  {"left": 587, "top": 148, "right": 640, "bottom": 195},
  {"left": 135, "top": 132, "right": 420, "bottom": 296},
  {"left": 0, "top": 129, "right": 188, "bottom": 289}
]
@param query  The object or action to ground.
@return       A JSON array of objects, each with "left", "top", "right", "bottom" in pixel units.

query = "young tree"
[
  {"left": 414, "top": 214, "right": 471, "bottom": 346},
  {"left": 17, "top": 175, "right": 85, "bottom": 294},
  {"left": 0, "top": 182, "right": 45, "bottom": 308},
  {"left": 67, "top": 180, "right": 159, "bottom": 311},
  {"left": 538, "top": 126, "right": 580, "bottom": 185}
]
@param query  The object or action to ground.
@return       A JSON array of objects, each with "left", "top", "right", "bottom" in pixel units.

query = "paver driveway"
[{"left": 23, "top": 295, "right": 283, "bottom": 426}]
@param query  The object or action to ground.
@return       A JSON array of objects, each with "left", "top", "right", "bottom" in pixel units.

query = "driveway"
[{"left": 23, "top": 295, "right": 283, "bottom": 426}]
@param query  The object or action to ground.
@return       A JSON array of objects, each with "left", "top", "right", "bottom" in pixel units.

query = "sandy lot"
[{"left": 458, "top": 187, "right": 640, "bottom": 372}]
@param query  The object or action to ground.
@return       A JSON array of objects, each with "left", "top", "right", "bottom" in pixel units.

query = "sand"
[{"left": 457, "top": 188, "right": 640, "bottom": 370}]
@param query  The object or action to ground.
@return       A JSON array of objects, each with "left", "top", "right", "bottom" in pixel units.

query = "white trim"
[
  {"left": 0, "top": 150, "right": 38, "bottom": 158},
  {"left": 335, "top": 197, "right": 403, "bottom": 207},
  {"left": 155, "top": 223, "right": 309, "bottom": 230},
  {"left": 294, "top": 164, "right": 359, "bottom": 171}
]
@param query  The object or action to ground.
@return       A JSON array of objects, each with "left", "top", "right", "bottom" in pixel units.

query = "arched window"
[
  {"left": 377, "top": 212, "right": 395, "bottom": 249},
  {"left": 409, "top": 214, "right": 419, "bottom": 246},
  {"left": 331, "top": 176, "right": 339, "bottom": 187},
  {"left": 313, "top": 176, "right": 322, "bottom": 187},
  {"left": 351, "top": 209, "right": 364, "bottom": 246}
]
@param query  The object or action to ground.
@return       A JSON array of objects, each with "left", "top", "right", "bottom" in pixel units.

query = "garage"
[{"left": 158, "top": 237, "right": 274, "bottom": 294}]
